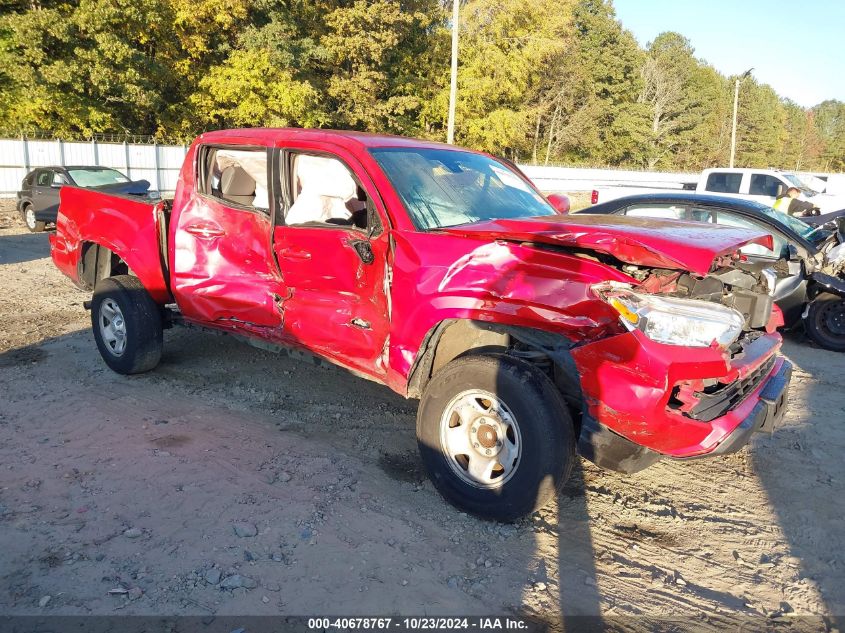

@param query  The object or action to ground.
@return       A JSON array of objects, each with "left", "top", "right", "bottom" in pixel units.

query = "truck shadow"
[{"left": 0, "top": 230, "right": 52, "bottom": 265}]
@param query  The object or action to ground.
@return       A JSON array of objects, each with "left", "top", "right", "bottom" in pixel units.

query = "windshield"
[
  {"left": 755, "top": 202, "right": 828, "bottom": 243},
  {"left": 68, "top": 168, "right": 130, "bottom": 187},
  {"left": 782, "top": 173, "right": 815, "bottom": 196},
  {"left": 370, "top": 147, "right": 555, "bottom": 230}
]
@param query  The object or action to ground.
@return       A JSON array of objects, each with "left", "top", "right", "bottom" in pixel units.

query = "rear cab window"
[
  {"left": 705, "top": 172, "right": 742, "bottom": 194},
  {"left": 200, "top": 146, "right": 269, "bottom": 213},
  {"left": 749, "top": 174, "right": 782, "bottom": 196}
]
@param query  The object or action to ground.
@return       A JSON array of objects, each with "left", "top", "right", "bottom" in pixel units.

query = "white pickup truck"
[
  {"left": 696, "top": 168, "right": 845, "bottom": 214},
  {"left": 589, "top": 167, "right": 845, "bottom": 214}
]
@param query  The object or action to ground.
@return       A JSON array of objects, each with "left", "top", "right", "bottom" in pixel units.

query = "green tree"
[
  {"left": 190, "top": 49, "right": 324, "bottom": 129},
  {"left": 779, "top": 102, "right": 824, "bottom": 170},
  {"left": 814, "top": 100, "right": 845, "bottom": 171},
  {"left": 0, "top": 0, "right": 841, "bottom": 176},
  {"left": 321, "top": 0, "right": 439, "bottom": 134},
  {"left": 552, "top": 0, "right": 649, "bottom": 165},
  {"left": 425, "top": 0, "right": 574, "bottom": 159},
  {"left": 734, "top": 79, "right": 785, "bottom": 168}
]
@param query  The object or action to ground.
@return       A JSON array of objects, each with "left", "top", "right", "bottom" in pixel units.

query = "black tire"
[
  {"left": 804, "top": 293, "right": 845, "bottom": 352},
  {"left": 22, "top": 204, "right": 45, "bottom": 233},
  {"left": 417, "top": 353, "right": 575, "bottom": 522},
  {"left": 91, "top": 275, "right": 163, "bottom": 374}
]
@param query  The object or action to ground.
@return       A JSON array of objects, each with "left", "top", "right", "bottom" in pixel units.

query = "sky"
[{"left": 613, "top": 0, "right": 845, "bottom": 108}]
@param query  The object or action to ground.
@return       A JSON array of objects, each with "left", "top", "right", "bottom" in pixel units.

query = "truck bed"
[{"left": 50, "top": 185, "right": 172, "bottom": 303}]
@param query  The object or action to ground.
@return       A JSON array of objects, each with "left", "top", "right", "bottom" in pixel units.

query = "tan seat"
[{"left": 220, "top": 166, "right": 256, "bottom": 207}]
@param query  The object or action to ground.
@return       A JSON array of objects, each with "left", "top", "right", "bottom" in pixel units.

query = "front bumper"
[{"left": 571, "top": 330, "right": 791, "bottom": 473}]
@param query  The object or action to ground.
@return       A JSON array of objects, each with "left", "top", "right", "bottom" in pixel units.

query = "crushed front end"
[{"left": 572, "top": 258, "right": 792, "bottom": 473}]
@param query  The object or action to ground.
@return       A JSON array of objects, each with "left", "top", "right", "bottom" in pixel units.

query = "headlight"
[{"left": 596, "top": 286, "right": 745, "bottom": 348}]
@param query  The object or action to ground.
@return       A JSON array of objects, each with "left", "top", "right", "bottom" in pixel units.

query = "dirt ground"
[{"left": 1, "top": 199, "right": 843, "bottom": 629}]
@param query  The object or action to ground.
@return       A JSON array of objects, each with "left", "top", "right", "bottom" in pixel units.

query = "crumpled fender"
[
  {"left": 440, "top": 214, "right": 773, "bottom": 276},
  {"left": 810, "top": 271, "right": 845, "bottom": 298},
  {"left": 385, "top": 231, "right": 636, "bottom": 392}
]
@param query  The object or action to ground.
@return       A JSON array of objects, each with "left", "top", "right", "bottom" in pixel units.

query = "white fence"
[
  {"left": 519, "top": 164, "right": 697, "bottom": 193},
  {"left": 4, "top": 137, "right": 842, "bottom": 200},
  {"left": 1, "top": 136, "right": 704, "bottom": 198},
  {"left": 0, "top": 138, "right": 188, "bottom": 197}
]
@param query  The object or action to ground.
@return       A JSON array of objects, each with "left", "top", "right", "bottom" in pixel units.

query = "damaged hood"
[{"left": 439, "top": 214, "right": 773, "bottom": 275}]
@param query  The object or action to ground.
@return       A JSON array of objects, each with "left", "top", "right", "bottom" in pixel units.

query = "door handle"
[
  {"left": 348, "top": 239, "right": 375, "bottom": 265},
  {"left": 184, "top": 222, "right": 225, "bottom": 239},
  {"left": 278, "top": 247, "right": 311, "bottom": 261}
]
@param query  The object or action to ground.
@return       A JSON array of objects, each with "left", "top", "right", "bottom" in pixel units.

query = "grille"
[{"left": 675, "top": 355, "right": 776, "bottom": 422}]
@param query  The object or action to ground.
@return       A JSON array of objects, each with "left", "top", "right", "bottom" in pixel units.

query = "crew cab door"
[
  {"left": 747, "top": 173, "right": 784, "bottom": 206},
  {"left": 271, "top": 145, "right": 391, "bottom": 377},
  {"left": 171, "top": 145, "right": 285, "bottom": 330}
]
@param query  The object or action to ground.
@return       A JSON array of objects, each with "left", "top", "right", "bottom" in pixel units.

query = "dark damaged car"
[
  {"left": 585, "top": 193, "right": 845, "bottom": 352},
  {"left": 17, "top": 166, "right": 152, "bottom": 232}
]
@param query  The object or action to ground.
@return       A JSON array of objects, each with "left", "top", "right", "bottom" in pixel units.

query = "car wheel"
[
  {"left": 804, "top": 293, "right": 845, "bottom": 352},
  {"left": 417, "top": 353, "right": 575, "bottom": 521},
  {"left": 23, "top": 205, "right": 45, "bottom": 232},
  {"left": 91, "top": 275, "right": 163, "bottom": 374}
]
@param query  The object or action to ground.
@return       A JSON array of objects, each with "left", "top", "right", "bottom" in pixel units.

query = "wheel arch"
[
  {"left": 406, "top": 319, "right": 584, "bottom": 424},
  {"left": 78, "top": 241, "right": 132, "bottom": 291}
]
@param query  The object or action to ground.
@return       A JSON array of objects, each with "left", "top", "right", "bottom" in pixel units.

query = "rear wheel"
[
  {"left": 804, "top": 293, "right": 845, "bottom": 352},
  {"left": 417, "top": 353, "right": 575, "bottom": 521},
  {"left": 91, "top": 275, "right": 163, "bottom": 374},
  {"left": 22, "top": 205, "right": 45, "bottom": 232}
]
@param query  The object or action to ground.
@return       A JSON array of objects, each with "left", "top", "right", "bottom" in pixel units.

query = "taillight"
[{"left": 591, "top": 189, "right": 598, "bottom": 204}]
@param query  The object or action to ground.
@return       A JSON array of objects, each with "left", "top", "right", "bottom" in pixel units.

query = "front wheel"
[
  {"left": 22, "top": 205, "right": 45, "bottom": 232},
  {"left": 91, "top": 275, "right": 163, "bottom": 374},
  {"left": 417, "top": 353, "right": 575, "bottom": 522},
  {"left": 804, "top": 293, "right": 845, "bottom": 352}
]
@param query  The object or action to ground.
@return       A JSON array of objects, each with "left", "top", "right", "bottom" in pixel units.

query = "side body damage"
[{"left": 51, "top": 128, "right": 791, "bottom": 483}]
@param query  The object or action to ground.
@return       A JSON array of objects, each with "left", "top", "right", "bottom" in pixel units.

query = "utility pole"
[
  {"left": 447, "top": 0, "right": 460, "bottom": 144},
  {"left": 729, "top": 68, "right": 753, "bottom": 168}
]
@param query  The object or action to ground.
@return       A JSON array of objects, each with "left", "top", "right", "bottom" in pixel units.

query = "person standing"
[{"left": 772, "top": 186, "right": 819, "bottom": 217}]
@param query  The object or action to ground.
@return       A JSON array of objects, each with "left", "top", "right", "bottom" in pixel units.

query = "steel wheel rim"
[
  {"left": 820, "top": 300, "right": 845, "bottom": 337},
  {"left": 99, "top": 298, "right": 127, "bottom": 356},
  {"left": 25, "top": 207, "right": 36, "bottom": 229},
  {"left": 439, "top": 389, "right": 522, "bottom": 489}
]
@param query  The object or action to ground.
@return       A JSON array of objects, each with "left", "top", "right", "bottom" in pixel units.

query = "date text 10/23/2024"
[{"left": 307, "top": 617, "right": 532, "bottom": 631}]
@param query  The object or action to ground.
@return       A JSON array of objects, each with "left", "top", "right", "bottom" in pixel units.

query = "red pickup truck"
[{"left": 51, "top": 128, "right": 792, "bottom": 520}]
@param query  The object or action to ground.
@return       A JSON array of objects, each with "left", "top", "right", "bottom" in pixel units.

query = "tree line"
[{"left": 1, "top": 0, "right": 844, "bottom": 171}]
